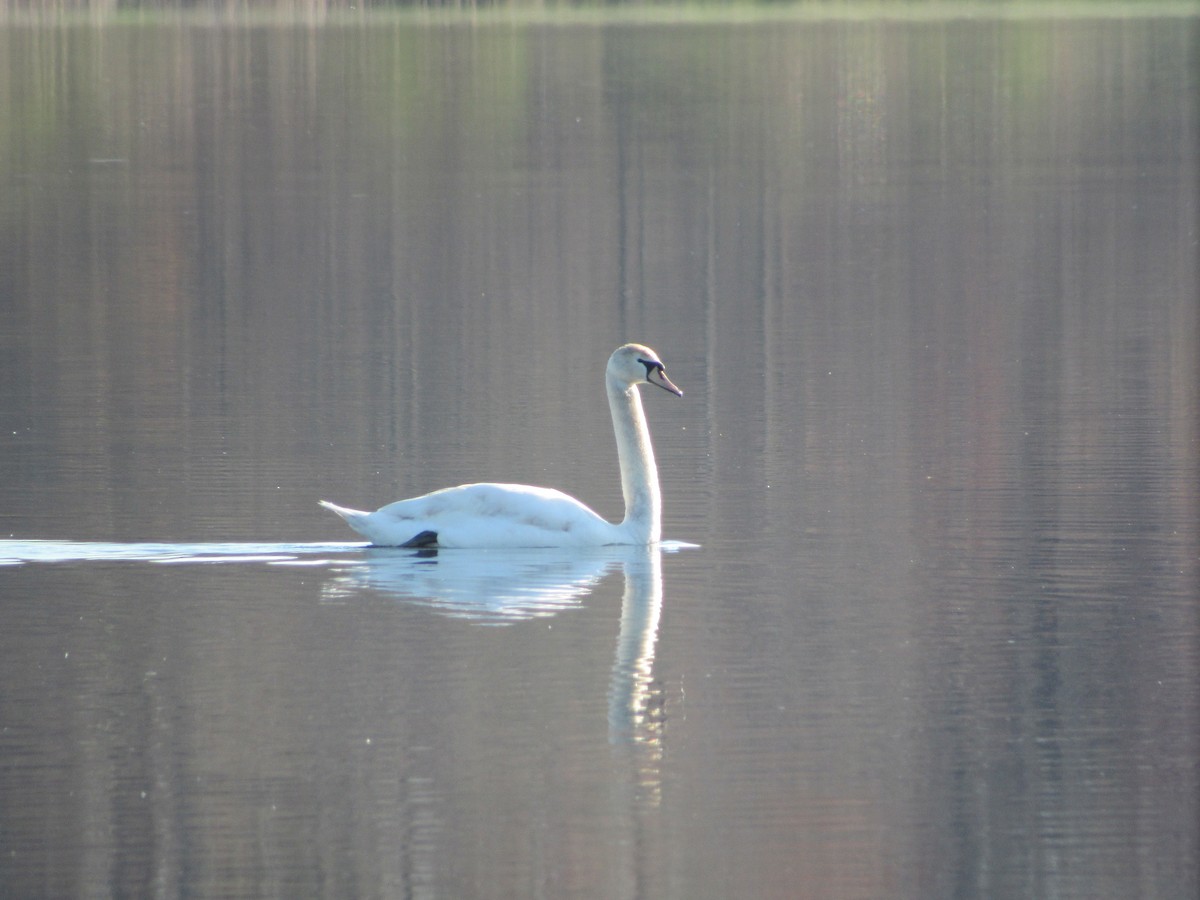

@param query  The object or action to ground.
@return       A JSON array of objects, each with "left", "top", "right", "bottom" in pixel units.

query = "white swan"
[{"left": 319, "top": 343, "right": 682, "bottom": 548}]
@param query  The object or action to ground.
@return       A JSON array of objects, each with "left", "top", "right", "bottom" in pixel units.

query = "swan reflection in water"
[
  {"left": 325, "top": 541, "right": 680, "bottom": 890},
  {"left": 322, "top": 545, "right": 622, "bottom": 623},
  {"left": 323, "top": 542, "right": 681, "bottom": 762}
]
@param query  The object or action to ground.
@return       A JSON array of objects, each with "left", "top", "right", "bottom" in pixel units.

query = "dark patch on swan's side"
[{"left": 399, "top": 530, "right": 438, "bottom": 548}]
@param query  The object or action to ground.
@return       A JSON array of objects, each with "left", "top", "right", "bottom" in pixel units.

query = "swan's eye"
[{"left": 638, "top": 358, "right": 663, "bottom": 380}]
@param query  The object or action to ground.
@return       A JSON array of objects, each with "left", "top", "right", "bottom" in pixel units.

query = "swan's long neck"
[{"left": 608, "top": 374, "right": 662, "bottom": 543}]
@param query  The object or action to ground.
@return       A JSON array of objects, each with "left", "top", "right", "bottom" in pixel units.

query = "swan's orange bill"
[{"left": 650, "top": 369, "right": 683, "bottom": 396}]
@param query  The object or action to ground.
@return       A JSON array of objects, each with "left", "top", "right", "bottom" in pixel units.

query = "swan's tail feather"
[
  {"left": 319, "top": 500, "right": 380, "bottom": 543},
  {"left": 318, "top": 500, "right": 369, "bottom": 523},
  {"left": 320, "top": 500, "right": 434, "bottom": 547}
]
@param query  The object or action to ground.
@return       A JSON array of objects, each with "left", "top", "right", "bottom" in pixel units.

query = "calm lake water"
[{"left": 2, "top": 9, "right": 1198, "bottom": 899}]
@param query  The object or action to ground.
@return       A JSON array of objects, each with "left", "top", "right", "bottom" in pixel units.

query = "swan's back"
[{"left": 322, "top": 483, "right": 621, "bottom": 548}]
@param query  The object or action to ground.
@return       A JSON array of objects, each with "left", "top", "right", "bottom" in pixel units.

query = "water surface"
[{"left": 1, "top": 10, "right": 1197, "bottom": 899}]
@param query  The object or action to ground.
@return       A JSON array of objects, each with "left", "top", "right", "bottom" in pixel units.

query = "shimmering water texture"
[
  {"left": 0, "top": 540, "right": 696, "bottom": 625},
  {"left": 0, "top": 540, "right": 362, "bottom": 566},
  {"left": 1, "top": 11, "right": 1195, "bottom": 900}
]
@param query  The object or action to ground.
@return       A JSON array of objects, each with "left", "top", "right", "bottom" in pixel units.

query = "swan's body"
[{"left": 319, "top": 344, "right": 682, "bottom": 548}]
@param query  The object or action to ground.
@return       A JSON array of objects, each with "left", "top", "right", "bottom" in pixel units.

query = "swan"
[{"left": 319, "top": 343, "right": 682, "bottom": 548}]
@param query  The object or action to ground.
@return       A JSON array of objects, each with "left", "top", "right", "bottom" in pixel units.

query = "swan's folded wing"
[{"left": 367, "top": 483, "right": 615, "bottom": 548}]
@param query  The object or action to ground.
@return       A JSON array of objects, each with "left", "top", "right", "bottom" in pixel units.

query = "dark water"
[{"left": 2, "top": 11, "right": 1197, "bottom": 899}]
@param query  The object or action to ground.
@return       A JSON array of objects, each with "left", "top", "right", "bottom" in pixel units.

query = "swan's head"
[{"left": 609, "top": 343, "right": 683, "bottom": 397}]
